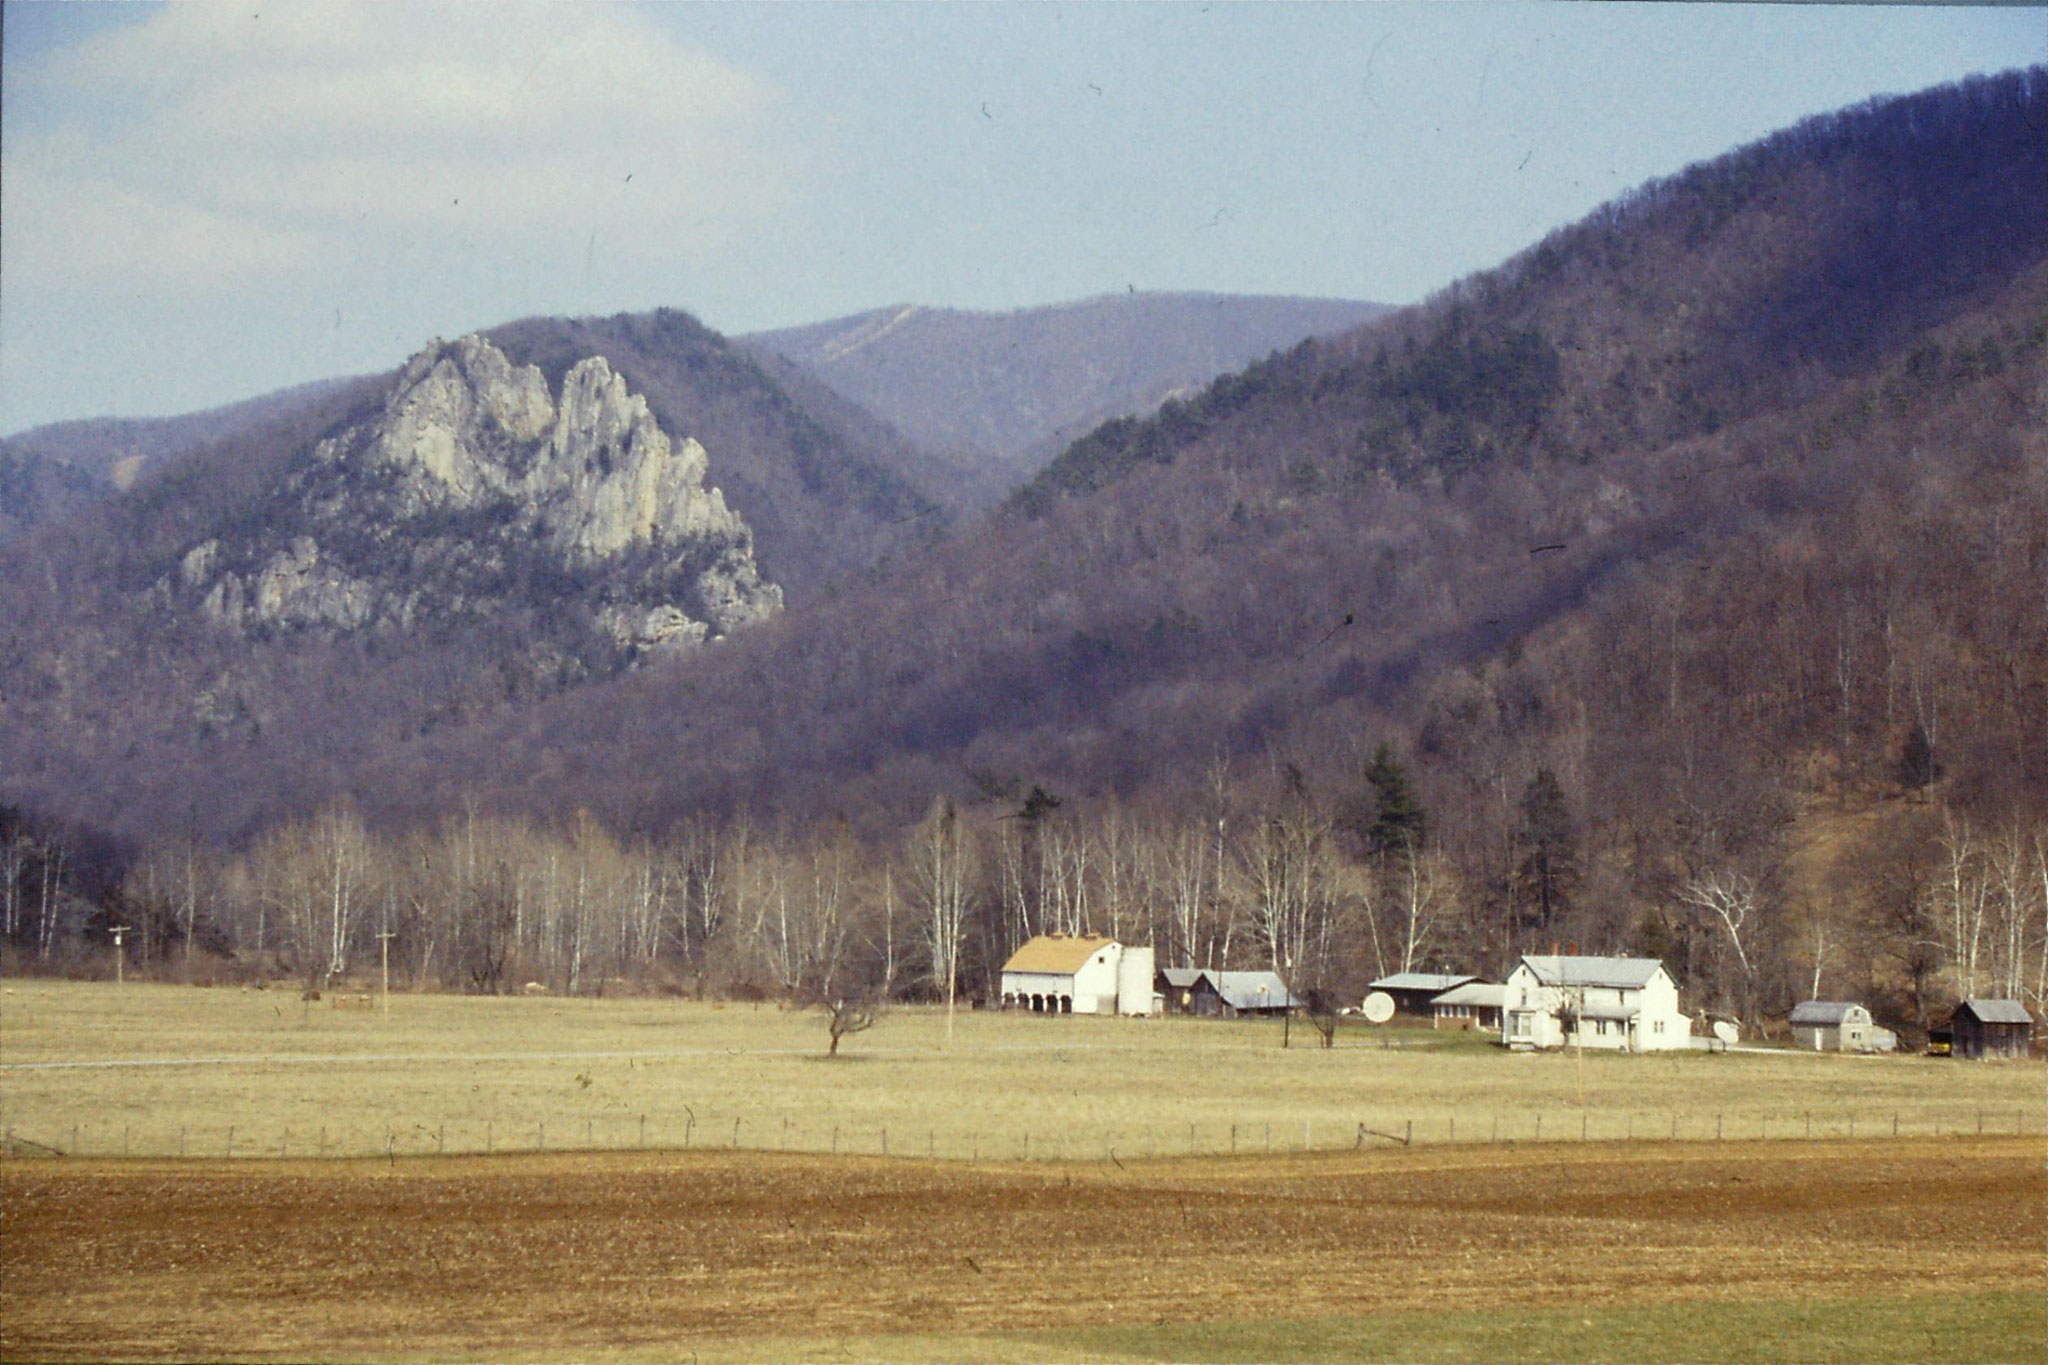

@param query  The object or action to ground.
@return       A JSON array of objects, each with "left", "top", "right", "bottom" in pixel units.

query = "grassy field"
[
  {"left": 1, "top": 979, "right": 2038, "bottom": 1160},
  {"left": 3, "top": 1139, "right": 2041, "bottom": 1363}
]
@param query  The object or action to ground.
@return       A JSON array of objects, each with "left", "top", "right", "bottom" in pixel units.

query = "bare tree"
[{"left": 815, "top": 987, "right": 885, "bottom": 1057}]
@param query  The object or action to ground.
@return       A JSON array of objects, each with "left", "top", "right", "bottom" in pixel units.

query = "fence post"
[
  {"left": 1025, "top": 1132, "right": 1031, "bottom": 1160},
  {"left": 1893, "top": 1112, "right": 1898, "bottom": 1138},
  {"left": 586, "top": 1118, "right": 593, "bottom": 1148},
  {"left": 1581, "top": 1113, "right": 1587, "bottom": 1142},
  {"left": 640, "top": 1115, "right": 647, "bottom": 1149},
  {"left": 1231, "top": 1123, "right": 1237, "bottom": 1154},
  {"left": 180, "top": 1126, "right": 187, "bottom": 1158},
  {"left": 438, "top": 1124, "right": 445, "bottom": 1155},
  {"left": 486, "top": 1120, "right": 493, "bottom": 1154},
  {"left": 881, "top": 1128, "right": 888, "bottom": 1156},
  {"left": 1717, "top": 1113, "right": 1723, "bottom": 1141},
  {"left": 1406, "top": 1119, "right": 1413, "bottom": 1146},
  {"left": 319, "top": 1126, "right": 326, "bottom": 1158},
  {"left": 1448, "top": 1117, "right": 1454, "bottom": 1143},
  {"left": 538, "top": 1121, "right": 545, "bottom": 1151},
  {"left": 731, "top": 1117, "right": 741, "bottom": 1149},
  {"left": 832, "top": 1125, "right": 839, "bottom": 1154},
  {"left": 1535, "top": 1115, "right": 1541, "bottom": 1142},
  {"left": 1304, "top": 1118, "right": 1312, "bottom": 1151},
  {"left": 72, "top": 1125, "right": 79, "bottom": 1156},
  {"left": 124, "top": 1125, "right": 131, "bottom": 1158},
  {"left": 226, "top": 1125, "right": 235, "bottom": 1158}
]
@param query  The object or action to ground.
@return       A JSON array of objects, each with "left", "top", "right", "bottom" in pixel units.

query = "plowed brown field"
[{"left": 2, "top": 1136, "right": 2038, "bottom": 1363}]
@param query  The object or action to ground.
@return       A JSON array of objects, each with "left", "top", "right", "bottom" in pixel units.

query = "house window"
[
  {"left": 1595, "top": 1019, "right": 1608, "bottom": 1036},
  {"left": 1512, "top": 1013, "right": 1532, "bottom": 1038},
  {"left": 1652, "top": 1020, "right": 1664, "bottom": 1035}
]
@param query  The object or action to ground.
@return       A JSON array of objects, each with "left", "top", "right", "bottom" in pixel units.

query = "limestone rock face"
[{"left": 168, "top": 334, "right": 780, "bottom": 661}]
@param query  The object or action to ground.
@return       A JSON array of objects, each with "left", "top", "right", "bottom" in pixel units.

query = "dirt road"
[{"left": 3, "top": 1137, "right": 2038, "bottom": 1362}]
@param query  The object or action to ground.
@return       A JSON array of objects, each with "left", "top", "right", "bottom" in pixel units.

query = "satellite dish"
[
  {"left": 1712, "top": 1019, "right": 1739, "bottom": 1045},
  {"left": 1362, "top": 992, "right": 1396, "bottom": 1024}
]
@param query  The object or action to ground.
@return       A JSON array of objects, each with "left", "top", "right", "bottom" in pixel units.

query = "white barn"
[
  {"left": 1000, "top": 935, "right": 1156, "bottom": 1015},
  {"left": 1502, "top": 955, "right": 1691, "bottom": 1052}
]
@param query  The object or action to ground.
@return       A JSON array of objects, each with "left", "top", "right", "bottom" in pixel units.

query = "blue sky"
[{"left": 2, "top": 2, "right": 2040, "bottom": 433}]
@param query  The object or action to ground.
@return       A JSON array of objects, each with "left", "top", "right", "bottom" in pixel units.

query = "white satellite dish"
[
  {"left": 1362, "top": 992, "right": 1396, "bottom": 1024},
  {"left": 1712, "top": 1019, "right": 1739, "bottom": 1045}
]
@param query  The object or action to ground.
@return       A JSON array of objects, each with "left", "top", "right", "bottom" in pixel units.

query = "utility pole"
[
  {"left": 110, "top": 925, "right": 133, "bottom": 985},
  {"left": 376, "top": 931, "right": 397, "bottom": 1019}
]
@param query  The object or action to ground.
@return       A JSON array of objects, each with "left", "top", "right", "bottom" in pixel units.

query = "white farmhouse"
[
  {"left": 1000, "top": 935, "right": 1156, "bottom": 1015},
  {"left": 1501, "top": 955, "right": 1691, "bottom": 1052}
]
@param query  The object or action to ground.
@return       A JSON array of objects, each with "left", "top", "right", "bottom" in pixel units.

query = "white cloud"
[{"left": 5, "top": 2, "right": 793, "bottom": 297}]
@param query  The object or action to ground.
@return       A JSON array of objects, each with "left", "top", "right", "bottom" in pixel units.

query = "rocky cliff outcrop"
[{"left": 169, "top": 335, "right": 780, "bottom": 661}]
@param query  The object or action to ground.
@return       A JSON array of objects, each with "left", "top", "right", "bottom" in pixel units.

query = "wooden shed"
[
  {"left": 1950, "top": 999, "right": 2033, "bottom": 1059},
  {"left": 1157, "top": 966, "right": 1206, "bottom": 1015}
]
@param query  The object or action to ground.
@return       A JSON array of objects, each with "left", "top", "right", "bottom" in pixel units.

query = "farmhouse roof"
[
  {"left": 1789, "top": 1001, "right": 1868, "bottom": 1026},
  {"left": 1211, "top": 971, "right": 1302, "bottom": 1010},
  {"left": 1002, "top": 935, "right": 1118, "bottom": 976},
  {"left": 1370, "top": 972, "right": 1478, "bottom": 993},
  {"left": 1518, "top": 955, "right": 1666, "bottom": 990},
  {"left": 1432, "top": 982, "right": 1505, "bottom": 1008},
  {"left": 1954, "top": 999, "right": 2034, "bottom": 1025},
  {"left": 1159, "top": 967, "right": 1205, "bottom": 989}
]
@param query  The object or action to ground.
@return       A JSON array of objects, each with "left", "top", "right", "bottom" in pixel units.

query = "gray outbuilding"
[{"left": 1788, "top": 1000, "right": 1888, "bottom": 1052}]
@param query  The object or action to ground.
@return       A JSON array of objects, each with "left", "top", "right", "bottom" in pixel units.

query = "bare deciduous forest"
[{"left": 2, "top": 70, "right": 2043, "bottom": 1040}]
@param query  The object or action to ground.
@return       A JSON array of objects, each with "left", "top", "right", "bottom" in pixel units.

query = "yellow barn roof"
[{"left": 1002, "top": 935, "right": 1118, "bottom": 975}]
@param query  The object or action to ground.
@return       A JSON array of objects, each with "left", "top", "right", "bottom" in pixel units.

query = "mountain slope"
[
  {"left": 0, "top": 377, "right": 361, "bottom": 544},
  {"left": 0, "top": 70, "right": 2040, "bottom": 871},
  {"left": 358, "top": 69, "right": 2044, "bottom": 836},
  {"left": 1023, "top": 68, "right": 2044, "bottom": 509},
  {"left": 745, "top": 292, "right": 1388, "bottom": 504}
]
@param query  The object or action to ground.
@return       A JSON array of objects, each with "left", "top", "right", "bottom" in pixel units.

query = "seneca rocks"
[{"left": 172, "top": 335, "right": 781, "bottom": 658}]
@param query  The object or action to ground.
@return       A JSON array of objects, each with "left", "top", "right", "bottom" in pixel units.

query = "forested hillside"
[
  {"left": 0, "top": 377, "right": 361, "bottom": 543},
  {"left": 745, "top": 292, "right": 1388, "bottom": 506},
  {"left": 3, "top": 70, "right": 2041, "bottom": 1041}
]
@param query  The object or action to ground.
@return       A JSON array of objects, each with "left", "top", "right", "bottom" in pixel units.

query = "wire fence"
[{"left": 0, "top": 1103, "right": 2035, "bottom": 1163}]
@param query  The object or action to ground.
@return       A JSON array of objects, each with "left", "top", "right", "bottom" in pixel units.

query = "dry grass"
[{"left": 1, "top": 979, "right": 2037, "bottom": 1161}]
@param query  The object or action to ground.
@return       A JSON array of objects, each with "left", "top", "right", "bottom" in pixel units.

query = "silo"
[{"left": 1117, "top": 945, "right": 1157, "bottom": 1016}]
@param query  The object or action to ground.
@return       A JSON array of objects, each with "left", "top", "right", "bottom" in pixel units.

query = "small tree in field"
[
  {"left": 1301, "top": 986, "right": 1344, "bottom": 1049},
  {"left": 816, "top": 990, "right": 884, "bottom": 1057}
]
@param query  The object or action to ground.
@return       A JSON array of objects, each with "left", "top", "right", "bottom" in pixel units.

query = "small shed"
[
  {"left": 1369, "top": 971, "right": 1478, "bottom": 1020},
  {"left": 1788, "top": 1001, "right": 1879, "bottom": 1052},
  {"left": 1157, "top": 966, "right": 1206, "bottom": 1015},
  {"left": 1950, "top": 999, "right": 2034, "bottom": 1059},
  {"left": 1209, "top": 971, "right": 1303, "bottom": 1018},
  {"left": 1430, "top": 981, "right": 1504, "bottom": 1032}
]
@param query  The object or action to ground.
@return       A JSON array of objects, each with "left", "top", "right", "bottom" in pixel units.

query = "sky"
[{"left": 1, "top": 2, "right": 2041, "bottom": 434}]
